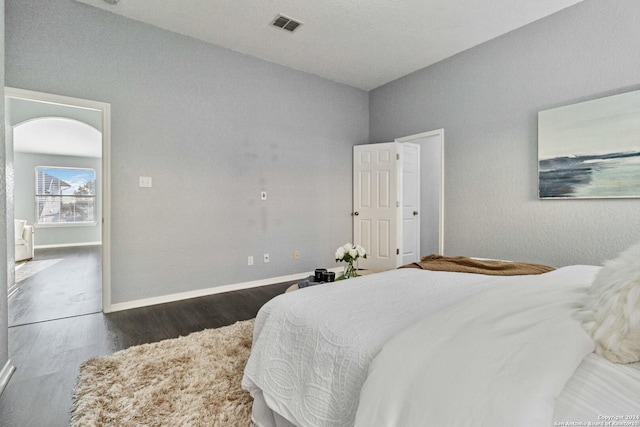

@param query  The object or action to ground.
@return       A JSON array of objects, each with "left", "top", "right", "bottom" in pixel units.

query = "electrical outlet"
[
  {"left": 248, "top": 256, "right": 254, "bottom": 266},
  {"left": 294, "top": 250, "right": 300, "bottom": 260},
  {"left": 263, "top": 253, "right": 270, "bottom": 263}
]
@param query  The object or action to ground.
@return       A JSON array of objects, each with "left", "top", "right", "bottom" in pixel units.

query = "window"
[{"left": 35, "top": 167, "right": 96, "bottom": 226}]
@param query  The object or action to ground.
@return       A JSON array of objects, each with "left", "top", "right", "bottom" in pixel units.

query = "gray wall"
[
  {"left": 1, "top": 0, "right": 8, "bottom": 376},
  {"left": 6, "top": 0, "right": 368, "bottom": 304},
  {"left": 369, "top": 0, "right": 640, "bottom": 267},
  {"left": 14, "top": 152, "right": 102, "bottom": 246}
]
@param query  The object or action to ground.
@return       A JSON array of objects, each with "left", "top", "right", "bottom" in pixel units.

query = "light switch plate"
[
  {"left": 261, "top": 191, "right": 267, "bottom": 201},
  {"left": 139, "top": 176, "right": 153, "bottom": 187}
]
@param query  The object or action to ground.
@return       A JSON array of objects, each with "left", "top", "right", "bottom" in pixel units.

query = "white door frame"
[
  {"left": 5, "top": 87, "right": 112, "bottom": 312},
  {"left": 395, "top": 129, "right": 444, "bottom": 255}
]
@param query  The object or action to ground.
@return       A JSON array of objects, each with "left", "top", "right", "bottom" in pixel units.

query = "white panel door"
[
  {"left": 400, "top": 143, "right": 420, "bottom": 265},
  {"left": 353, "top": 143, "right": 399, "bottom": 271}
]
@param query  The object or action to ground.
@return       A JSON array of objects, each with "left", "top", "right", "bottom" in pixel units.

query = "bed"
[{"left": 242, "top": 256, "right": 640, "bottom": 427}]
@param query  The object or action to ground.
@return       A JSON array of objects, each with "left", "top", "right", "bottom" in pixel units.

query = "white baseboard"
[
  {"left": 35, "top": 241, "right": 102, "bottom": 249},
  {"left": 0, "top": 360, "right": 16, "bottom": 397},
  {"left": 105, "top": 266, "right": 343, "bottom": 313}
]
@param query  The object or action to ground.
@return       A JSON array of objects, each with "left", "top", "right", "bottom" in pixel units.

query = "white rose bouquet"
[{"left": 335, "top": 243, "right": 367, "bottom": 279}]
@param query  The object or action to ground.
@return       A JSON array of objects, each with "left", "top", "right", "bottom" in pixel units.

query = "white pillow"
[
  {"left": 581, "top": 241, "right": 640, "bottom": 364},
  {"left": 14, "top": 220, "right": 26, "bottom": 241}
]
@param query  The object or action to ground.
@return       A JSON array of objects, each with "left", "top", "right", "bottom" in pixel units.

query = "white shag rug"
[{"left": 72, "top": 319, "right": 255, "bottom": 427}]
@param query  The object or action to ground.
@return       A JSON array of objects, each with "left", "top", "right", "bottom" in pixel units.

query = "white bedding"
[
  {"left": 242, "top": 265, "right": 640, "bottom": 427},
  {"left": 555, "top": 353, "right": 640, "bottom": 423},
  {"left": 354, "top": 265, "right": 597, "bottom": 427},
  {"left": 242, "top": 268, "right": 512, "bottom": 426}
]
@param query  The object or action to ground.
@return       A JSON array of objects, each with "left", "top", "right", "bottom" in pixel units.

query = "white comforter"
[
  {"left": 354, "top": 265, "right": 597, "bottom": 427},
  {"left": 242, "top": 267, "right": 575, "bottom": 427}
]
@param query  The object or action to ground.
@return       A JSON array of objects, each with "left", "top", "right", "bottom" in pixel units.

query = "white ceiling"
[
  {"left": 75, "top": 0, "right": 584, "bottom": 91},
  {"left": 14, "top": 117, "right": 102, "bottom": 158}
]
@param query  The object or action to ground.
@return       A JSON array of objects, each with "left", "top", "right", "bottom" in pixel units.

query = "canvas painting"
[{"left": 538, "top": 90, "right": 640, "bottom": 199}]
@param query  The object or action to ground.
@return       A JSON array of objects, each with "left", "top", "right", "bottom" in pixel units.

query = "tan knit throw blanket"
[{"left": 399, "top": 254, "right": 555, "bottom": 275}]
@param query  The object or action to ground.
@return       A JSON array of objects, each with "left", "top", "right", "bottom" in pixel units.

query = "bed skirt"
[{"left": 251, "top": 390, "right": 296, "bottom": 427}]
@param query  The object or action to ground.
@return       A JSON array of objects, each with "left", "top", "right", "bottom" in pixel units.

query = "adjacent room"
[
  {"left": 8, "top": 95, "right": 103, "bottom": 327},
  {"left": 0, "top": 0, "right": 639, "bottom": 425}
]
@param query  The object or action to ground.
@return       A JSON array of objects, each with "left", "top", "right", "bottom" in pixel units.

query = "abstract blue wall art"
[{"left": 538, "top": 90, "right": 640, "bottom": 199}]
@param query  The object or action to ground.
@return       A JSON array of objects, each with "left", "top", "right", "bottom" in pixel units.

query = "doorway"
[
  {"left": 5, "top": 87, "right": 111, "bottom": 320},
  {"left": 353, "top": 130, "right": 444, "bottom": 272}
]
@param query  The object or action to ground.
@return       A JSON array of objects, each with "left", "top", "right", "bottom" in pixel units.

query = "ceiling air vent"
[{"left": 271, "top": 15, "right": 302, "bottom": 33}]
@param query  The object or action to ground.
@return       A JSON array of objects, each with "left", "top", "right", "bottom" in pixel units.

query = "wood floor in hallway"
[{"left": 10, "top": 246, "right": 102, "bottom": 327}]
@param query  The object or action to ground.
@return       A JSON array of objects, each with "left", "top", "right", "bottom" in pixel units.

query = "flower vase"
[{"left": 341, "top": 261, "right": 359, "bottom": 280}]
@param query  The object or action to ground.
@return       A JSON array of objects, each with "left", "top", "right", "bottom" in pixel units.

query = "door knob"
[
  {"left": 354, "top": 211, "right": 359, "bottom": 216},
  {"left": 413, "top": 211, "right": 419, "bottom": 216}
]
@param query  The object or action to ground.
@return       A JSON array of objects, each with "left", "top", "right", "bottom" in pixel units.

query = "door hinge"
[
  {"left": 396, "top": 248, "right": 400, "bottom": 255},
  {"left": 396, "top": 153, "right": 400, "bottom": 160},
  {"left": 396, "top": 201, "right": 400, "bottom": 207}
]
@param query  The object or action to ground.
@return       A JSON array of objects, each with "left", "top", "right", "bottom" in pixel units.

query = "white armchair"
[{"left": 15, "top": 220, "right": 34, "bottom": 262}]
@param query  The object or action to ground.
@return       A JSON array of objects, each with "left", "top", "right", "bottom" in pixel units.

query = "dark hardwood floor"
[{"left": 0, "top": 246, "right": 293, "bottom": 427}]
